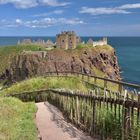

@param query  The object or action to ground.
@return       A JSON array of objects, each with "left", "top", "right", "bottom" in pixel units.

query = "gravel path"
[{"left": 35, "top": 102, "right": 93, "bottom": 140}]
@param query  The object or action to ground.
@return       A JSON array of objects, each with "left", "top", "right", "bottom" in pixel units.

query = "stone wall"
[{"left": 56, "top": 31, "right": 77, "bottom": 49}]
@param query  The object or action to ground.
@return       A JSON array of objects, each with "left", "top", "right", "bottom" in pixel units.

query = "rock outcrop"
[{"left": 1, "top": 46, "right": 120, "bottom": 83}]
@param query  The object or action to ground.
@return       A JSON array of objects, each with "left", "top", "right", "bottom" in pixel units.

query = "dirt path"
[{"left": 35, "top": 102, "right": 93, "bottom": 140}]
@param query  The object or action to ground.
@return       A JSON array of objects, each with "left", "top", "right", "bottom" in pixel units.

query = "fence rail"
[
  {"left": 44, "top": 71, "right": 140, "bottom": 89},
  {"left": 8, "top": 71, "right": 140, "bottom": 140},
  {"left": 47, "top": 89, "right": 140, "bottom": 140}
]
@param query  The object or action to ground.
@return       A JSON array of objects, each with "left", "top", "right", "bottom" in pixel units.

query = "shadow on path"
[{"left": 44, "top": 102, "right": 93, "bottom": 140}]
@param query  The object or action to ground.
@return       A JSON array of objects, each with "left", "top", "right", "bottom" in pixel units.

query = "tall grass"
[
  {"left": 0, "top": 97, "right": 37, "bottom": 140},
  {"left": 0, "top": 77, "right": 89, "bottom": 96}
]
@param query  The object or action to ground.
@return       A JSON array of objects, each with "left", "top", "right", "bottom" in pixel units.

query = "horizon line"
[{"left": 0, "top": 36, "right": 140, "bottom": 37}]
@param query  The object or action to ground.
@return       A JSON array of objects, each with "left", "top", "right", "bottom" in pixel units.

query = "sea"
[{"left": 0, "top": 37, "right": 140, "bottom": 85}]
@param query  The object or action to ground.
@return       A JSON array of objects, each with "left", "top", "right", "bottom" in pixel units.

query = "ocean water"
[{"left": 0, "top": 37, "right": 140, "bottom": 85}]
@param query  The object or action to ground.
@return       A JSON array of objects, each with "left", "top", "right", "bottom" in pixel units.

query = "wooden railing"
[
  {"left": 44, "top": 71, "right": 140, "bottom": 93},
  {"left": 9, "top": 71, "right": 140, "bottom": 140},
  {"left": 47, "top": 89, "right": 140, "bottom": 140}
]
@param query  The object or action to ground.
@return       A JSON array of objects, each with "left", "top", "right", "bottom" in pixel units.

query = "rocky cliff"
[{"left": 1, "top": 45, "right": 120, "bottom": 83}]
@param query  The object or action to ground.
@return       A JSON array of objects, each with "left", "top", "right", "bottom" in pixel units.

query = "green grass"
[
  {"left": 0, "top": 76, "right": 89, "bottom": 97},
  {"left": 95, "top": 45, "right": 113, "bottom": 51},
  {"left": 0, "top": 44, "right": 46, "bottom": 74},
  {"left": 0, "top": 97, "right": 37, "bottom": 140},
  {"left": 92, "top": 67, "right": 106, "bottom": 77},
  {"left": 76, "top": 43, "right": 93, "bottom": 49},
  {"left": 76, "top": 43, "right": 113, "bottom": 51}
]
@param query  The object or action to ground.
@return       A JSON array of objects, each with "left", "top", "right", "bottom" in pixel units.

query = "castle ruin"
[
  {"left": 56, "top": 31, "right": 77, "bottom": 49},
  {"left": 17, "top": 31, "right": 108, "bottom": 50},
  {"left": 92, "top": 37, "right": 107, "bottom": 47}
]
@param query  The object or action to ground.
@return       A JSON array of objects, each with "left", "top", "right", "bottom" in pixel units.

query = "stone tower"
[{"left": 56, "top": 31, "right": 77, "bottom": 49}]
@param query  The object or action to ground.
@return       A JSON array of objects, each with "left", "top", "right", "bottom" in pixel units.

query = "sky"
[{"left": 0, "top": 0, "right": 140, "bottom": 36}]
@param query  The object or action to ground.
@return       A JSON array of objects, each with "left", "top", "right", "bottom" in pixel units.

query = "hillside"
[
  {"left": 0, "top": 45, "right": 46, "bottom": 74},
  {"left": 0, "top": 44, "right": 121, "bottom": 140},
  {"left": 0, "top": 44, "right": 120, "bottom": 84},
  {"left": 0, "top": 77, "right": 89, "bottom": 97}
]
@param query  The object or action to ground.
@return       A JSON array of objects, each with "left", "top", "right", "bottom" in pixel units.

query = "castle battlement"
[{"left": 56, "top": 31, "right": 77, "bottom": 49}]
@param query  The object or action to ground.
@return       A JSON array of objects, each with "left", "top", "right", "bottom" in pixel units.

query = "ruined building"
[
  {"left": 87, "top": 38, "right": 94, "bottom": 45},
  {"left": 93, "top": 37, "right": 108, "bottom": 47},
  {"left": 17, "top": 39, "right": 54, "bottom": 48},
  {"left": 56, "top": 31, "right": 77, "bottom": 49}
]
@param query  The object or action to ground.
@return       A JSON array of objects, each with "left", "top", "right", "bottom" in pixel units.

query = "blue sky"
[{"left": 0, "top": 0, "right": 140, "bottom": 36}]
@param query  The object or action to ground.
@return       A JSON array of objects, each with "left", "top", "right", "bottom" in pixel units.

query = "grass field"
[{"left": 0, "top": 97, "right": 37, "bottom": 140}]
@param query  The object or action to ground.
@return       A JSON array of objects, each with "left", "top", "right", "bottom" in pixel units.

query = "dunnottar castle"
[{"left": 18, "top": 31, "right": 108, "bottom": 49}]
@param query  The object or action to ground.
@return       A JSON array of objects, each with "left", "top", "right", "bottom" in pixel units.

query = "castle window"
[{"left": 62, "top": 40, "right": 65, "bottom": 43}]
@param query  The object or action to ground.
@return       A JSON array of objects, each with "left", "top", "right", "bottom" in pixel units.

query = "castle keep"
[{"left": 56, "top": 31, "right": 77, "bottom": 49}]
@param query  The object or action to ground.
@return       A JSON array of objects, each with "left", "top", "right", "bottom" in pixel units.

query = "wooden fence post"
[
  {"left": 76, "top": 96, "right": 80, "bottom": 124},
  {"left": 122, "top": 90, "right": 130, "bottom": 140},
  {"left": 92, "top": 95, "right": 96, "bottom": 137},
  {"left": 118, "top": 84, "right": 123, "bottom": 95},
  {"left": 82, "top": 74, "right": 84, "bottom": 81},
  {"left": 104, "top": 80, "right": 107, "bottom": 89},
  {"left": 131, "top": 92, "right": 134, "bottom": 140},
  {"left": 137, "top": 94, "right": 140, "bottom": 140}
]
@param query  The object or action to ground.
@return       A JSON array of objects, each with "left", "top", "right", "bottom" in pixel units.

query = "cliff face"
[{"left": 1, "top": 46, "right": 120, "bottom": 83}]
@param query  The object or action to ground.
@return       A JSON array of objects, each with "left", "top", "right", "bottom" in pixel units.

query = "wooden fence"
[{"left": 9, "top": 71, "right": 140, "bottom": 140}]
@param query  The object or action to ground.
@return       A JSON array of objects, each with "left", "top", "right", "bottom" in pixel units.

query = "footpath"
[{"left": 35, "top": 102, "right": 93, "bottom": 140}]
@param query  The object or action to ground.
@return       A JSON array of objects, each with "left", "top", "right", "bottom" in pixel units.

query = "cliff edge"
[{"left": 1, "top": 45, "right": 120, "bottom": 83}]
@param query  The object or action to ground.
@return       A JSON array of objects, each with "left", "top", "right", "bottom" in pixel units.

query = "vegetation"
[
  {"left": 0, "top": 44, "right": 46, "bottom": 74},
  {"left": 0, "top": 44, "right": 116, "bottom": 139},
  {"left": 92, "top": 67, "right": 106, "bottom": 77},
  {"left": 76, "top": 43, "right": 92, "bottom": 49},
  {"left": 0, "top": 77, "right": 89, "bottom": 97},
  {"left": 0, "top": 97, "right": 37, "bottom": 140},
  {"left": 76, "top": 43, "right": 113, "bottom": 51},
  {"left": 47, "top": 90, "right": 122, "bottom": 139},
  {"left": 95, "top": 45, "right": 113, "bottom": 51},
  {"left": 0, "top": 43, "right": 113, "bottom": 75},
  {"left": 0, "top": 45, "right": 45, "bottom": 139}
]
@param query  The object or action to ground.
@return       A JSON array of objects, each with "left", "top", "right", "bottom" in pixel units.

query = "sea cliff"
[{"left": 1, "top": 45, "right": 120, "bottom": 83}]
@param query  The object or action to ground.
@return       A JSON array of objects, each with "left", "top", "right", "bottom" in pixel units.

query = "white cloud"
[
  {"left": 0, "top": 0, "right": 70, "bottom": 9},
  {"left": 119, "top": 3, "right": 140, "bottom": 9},
  {"left": 39, "top": 0, "right": 71, "bottom": 7},
  {"left": 0, "top": 0, "right": 38, "bottom": 9},
  {"left": 0, "top": 18, "right": 84, "bottom": 28},
  {"left": 25, "top": 18, "right": 84, "bottom": 28},
  {"left": 33, "top": 10, "right": 64, "bottom": 17},
  {"left": 16, "top": 19, "right": 22, "bottom": 24},
  {"left": 80, "top": 3, "right": 140, "bottom": 15},
  {"left": 80, "top": 7, "right": 130, "bottom": 15}
]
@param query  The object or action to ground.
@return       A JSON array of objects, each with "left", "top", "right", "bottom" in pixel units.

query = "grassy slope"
[
  {"left": 0, "top": 97, "right": 37, "bottom": 140},
  {"left": 0, "top": 45, "right": 42, "bottom": 140},
  {"left": 0, "top": 44, "right": 116, "bottom": 139},
  {"left": 0, "top": 77, "right": 89, "bottom": 96},
  {"left": 0, "top": 44, "right": 117, "bottom": 96},
  {"left": 0, "top": 44, "right": 46, "bottom": 74}
]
